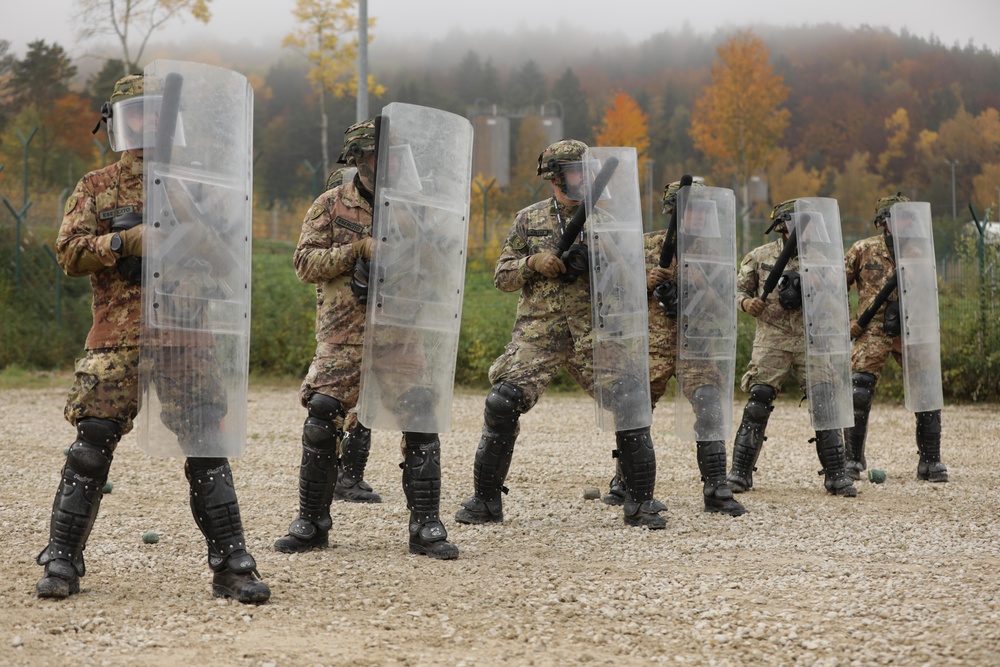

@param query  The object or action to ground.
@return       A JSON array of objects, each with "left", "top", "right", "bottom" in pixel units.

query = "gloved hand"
[
  {"left": 647, "top": 266, "right": 674, "bottom": 291},
  {"left": 528, "top": 252, "right": 566, "bottom": 278},
  {"left": 352, "top": 237, "right": 374, "bottom": 260},
  {"left": 118, "top": 224, "right": 144, "bottom": 257},
  {"left": 744, "top": 297, "right": 766, "bottom": 317},
  {"left": 850, "top": 320, "right": 863, "bottom": 339}
]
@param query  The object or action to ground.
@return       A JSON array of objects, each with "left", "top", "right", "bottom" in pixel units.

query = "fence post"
[
  {"left": 475, "top": 178, "right": 496, "bottom": 245},
  {"left": 44, "top": 245, "right": 62, "bottom": 326},
  {"left": 303, "top": 160, "right": 321, "bottom": 198},
  {"left": 3, "top": 196, "right": 34, "bottom": 287},
  {"left": 18, "top": 128, "right": 38, "bottom": 211},
  {"left": 93, "top": 138, "right": 111, "bottom": 168}
]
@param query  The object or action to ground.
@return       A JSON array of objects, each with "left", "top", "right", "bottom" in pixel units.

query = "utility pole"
[
  {"left": 944, "top": 159, "right": 959, "bottom": 219},
  {"left": 356, "top": 0, "right": 369, "bottom": 122}
]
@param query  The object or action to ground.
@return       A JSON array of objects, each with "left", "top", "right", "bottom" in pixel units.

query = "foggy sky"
[{"left": 5, "top": 0, "right": 1000, "bottom": 60}]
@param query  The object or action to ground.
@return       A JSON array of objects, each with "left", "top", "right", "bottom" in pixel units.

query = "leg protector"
[
  {"left": 601, "top": 463, "right": 626, "bottom": 507},
  {"left": 844, "top": 373, "right": 876, "bottom": 480},
  {"left": 616, "top": 427, "right": 667, "bottom": 529},
  {"left": 187, "top": 457, "right": 270, "bottom": 604},
  {"left": 334, "top": 423, "right": 382, "bottom": 503},
  {"left": 814, "top": 430, "right": 857, "bottom": 497},
  {"left": 696, "top": 440, "right": 746, "bottom": 517},
  {"left": 274, "top": 394, "right": 343, "bottom": 553},
  {"left": 455, "top": 382, "right": 523, "bottom": 525},
  {"left": 916, "top": 410, "right": 948, "bottom": 482},
  {"left": 691, "top": 385, "right": 724, "bottom": 440},
  {"left": 36, "top": 418, "right": 120, "bottom": 598},
  {"left": 402, "top": 433, "right": 458, "bottom": 560},
  {"left": 727, "top": 385, "right": 775, "bottom": 492}
]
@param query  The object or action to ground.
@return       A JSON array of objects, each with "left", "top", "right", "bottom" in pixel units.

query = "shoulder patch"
[
  {"left": 307, "top": 204, "right": 325, "bottom": 221},
  {"left": 64, "top": 195, "right": 79, "bottom": 215},
  {"left": 507, "top": 231, "right": 527, "bottom": 251},
  {"left": 333, "top": 216, "right": 365, "bottom": 234}
]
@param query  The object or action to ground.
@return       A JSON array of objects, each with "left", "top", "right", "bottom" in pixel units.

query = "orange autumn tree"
[
  {"left": 691, "top": 30, "right": 789, "bottom": 218},
  {"left": 593, "top": 89, "right": 650, "bottom": 161}
]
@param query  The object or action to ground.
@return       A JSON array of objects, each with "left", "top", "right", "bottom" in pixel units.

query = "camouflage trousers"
[
  {"left": 65, "top": 346, "right": 227, "bottom": 440},
  {"left": 649, "top": 329, "right": 725, "bottom": 409},
  {"left": 488, "top": 339, "right": 596, "bottom": 412},
  {"left": 740, "top": 345, "right": 809, "bottom": 395},
  {"left": 851, "top": 329, "right": 902, "bottom": 382}
]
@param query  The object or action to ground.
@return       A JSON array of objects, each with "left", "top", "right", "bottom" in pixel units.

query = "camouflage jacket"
[
  {"left": 56, "top": 151, "right": 144, "bottom": 349},
  {"left": 643, "top": 229, "right": 677, "bottom": 349},
  {"left": 494, "top": 197, "right": 592, "bottom": 350},
  {"left": 738, "top": 236, "right": 803, "bottom": 352},
  {"left": 845, "top": 234, "right": 897, "bottom": 330},
  {"left": 294, "top": 179, "right": 373, "bottom": 348}
]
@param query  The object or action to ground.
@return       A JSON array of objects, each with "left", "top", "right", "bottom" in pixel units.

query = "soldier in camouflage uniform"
[
  {"left": 454, "top": 139, "right": 668, "bottom": 530},
  {"left": 274, "top": 120, "right": 457, "bottom": 558},
  {"left": 602, "top": 180, "right": 745, "bottom": 516},
  {"left": 844, "top": 194, "right": 948, "bottom": 482},
  {"left": 35, "top": 75, "right": 270, "bottom": 604},
  {"left": 726, "top": 199, "right": 858, "bottom": 497}
]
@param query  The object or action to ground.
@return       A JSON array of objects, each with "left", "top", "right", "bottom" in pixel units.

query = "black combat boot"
[
  {"left": 455, "top": 382, "right": 523, "bottom": 525},
  {"left": 616, "top": 427, "right": 667, "bottom": 529},
  {"left": 916, "top": 410, "right": 948, "bottom": 482},
  {"left": 36, "top": 418, "right": 119, "bottom": 599},
  {"left": 274, "top": 394, "right": 342, "bottom": 553},
  {"left": 844, "top": 373, "right": 876, "bottom": 480},
  {"left": 602, "top": 464, "right": 626, "bottom": 506},
  {"left": 727, "top": 385, "right": 776, "bottom": 492},
  {"left": 333, "top": 423, "right": 382, "bottom": 503},
  {"left": 187, "top": 458, "right": 270, "bottom": 603},
  {"left": 814, "top": 430, "right": 858, "bottom": 497},
  {"left": 696, "top": 440, "right": 746, "bottom": 516},
  {"left": 402, "top": 433, "right": 458, "bottom": 559}
]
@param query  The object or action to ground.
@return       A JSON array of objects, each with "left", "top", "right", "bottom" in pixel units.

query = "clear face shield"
[
  {"left": 554, "top": 158, "right": 605, "bottom": 202},
  {"left": 106, "top": 95, "right": 186, "bottom": 152}
]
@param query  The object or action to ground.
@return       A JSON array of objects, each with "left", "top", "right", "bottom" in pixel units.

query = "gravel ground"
[{"left": 2, "top": 380, "right": 999, "bottom": 666}]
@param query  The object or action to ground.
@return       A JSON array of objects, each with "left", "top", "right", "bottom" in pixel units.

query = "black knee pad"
[
  {"left": 852, "top": 373, "right": 877, "bottom": 410},
  {"left": 185, "top": 456, "right": 229, "bottom": 476},
  {"left": 484, "top": 381, "right": 524, "bottom": 434},
  {"left": 745, "top": 385, "right": 776, "bottom": 423},
  {"left": 304, "top": 393, "right": 344, "bottom": 451},
  {"left": 609, "top": 374, "right": 645, "bottom": 411},
  {"left": 68, "top": 418, "right": 120, "bottom": 478},
  {"left": 691, "top": 385, "right": 723, "bottom": 430},
  {"left": 397, "top": 387, "right": 436, "bottom": 421}
]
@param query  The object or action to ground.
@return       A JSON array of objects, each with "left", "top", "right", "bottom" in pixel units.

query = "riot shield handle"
[
  {"left": 658, "top": 174, "right": 694, "bottom": 269},
  {"left": 155, "top": 72, "right": 183, "bottom": 165},
  {"left": 856, "top": 272, "right": 898, "bottom": 330},
  {"left": 554, "top": 156, "right": 620, "bottom": 259},
  {"left": 760, "top": 226, "right": 798, "bottom": 302}
]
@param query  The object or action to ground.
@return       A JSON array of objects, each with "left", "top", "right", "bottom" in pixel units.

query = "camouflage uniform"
[
  {"left": 35, "top": 75, "right": 269, "bottom": 604},
  {"left": 843, "top": 195, "right": 948, "bottom": 482},
  {"left": 454, "top": 138, "right": 667, "bottom": 531},
  {"left": 274, "top": 119, "right": 457, "bottom": 559},
  {"left": 726, "top": 200, "right": 857, "bottom": 497}
]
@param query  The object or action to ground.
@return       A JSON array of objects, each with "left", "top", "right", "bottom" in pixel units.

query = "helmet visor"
[{"left": 107, "top": 95, "right": 186, "bottom": 152}]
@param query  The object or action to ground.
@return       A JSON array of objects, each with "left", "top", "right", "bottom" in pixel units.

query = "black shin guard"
[
  {"left": 187, "top": 457, "right": 258, "bottom": 574},
  {"left": 844, "top": 373, "right": 876, "bottom": 479},
  {"left": 402, "top": 433, "right": 457, "bottom": 559},
  {"left": 916, "top": 410, "right": 948, "bottom": 482},
  {"left": 334, "top": 423, "right": 381, "bottom": 503},
  {"left": 814, "top": 429, "right": 857, "bottom": 497},
  {"left": 37, "top": 418, "right": 120, "bottom": 584},
  {"left": 727, "top": 385, "right": 775, "bottom": 492},
  {"left": 616, "top": 427, "right": 666, "bottom": 528},
  {"left": 287, "top": 394, "right": 343, "bottom": 542},
  {"left": 456, "top": 382, "right": 523, "bottom": 524},
  {"left": 696, "top": 440, "right": 745, "bottom": 516}
]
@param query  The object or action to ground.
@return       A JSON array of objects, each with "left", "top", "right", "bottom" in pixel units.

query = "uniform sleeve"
[
  {"left": 844, "top": 242, "right": 860, "bottom": 289},
  {"left": 493, "top": 212, "right": 533, "bottom": 293},
  {"left": 293, "top": 200, "right": 357, "bottom": 284},
  {"left": 55, "top": 180, "right": 117, "bottom": 277},
  {"left": 736, "top": 251, "right": 759, "bottom": 302}
]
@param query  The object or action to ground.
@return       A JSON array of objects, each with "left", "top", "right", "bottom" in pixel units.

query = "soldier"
[
  {"left": 35, "top": 74, "right": 270, "bottom": 603},
  {"left": 274, "top": 119, "right": 458, "bottom": 558},
  {"left": 603, "top": 180, "right": 744, "bottom": 516},
  {"left": 844, "top": 194, "right": 948, "bottom": 482},
  {"left": 726, "top": 199, "right": 858, "bottom": 497},
  {"left": 454, "top": 139, "right": 667, "bottom": 530}
]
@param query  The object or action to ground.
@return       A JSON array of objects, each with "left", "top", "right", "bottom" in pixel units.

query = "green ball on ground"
[
  {"left": 142, "top": 531, "right": 159, "bottom": 544},
  {"left": 868, "top": 469, "right": 887, "bottom": 484},
  {"left": 583, "top": 488, "right": 601, "bottom": 500},
  {"left": 102, "top": 481, "right": 114, "bottom": 494}
]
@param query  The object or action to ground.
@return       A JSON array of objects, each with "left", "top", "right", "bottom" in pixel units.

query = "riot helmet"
[
  {"left": 873, "top": 192, "right": 910, "bottom": 230},
  {"left": 96, "top": 74, "right": 185, "bottom": 152},
  {"left": 765, "top": 199, "right": 797, "bottom": 235},
  {"left": 661, "top": 178, "right": 705, "bottom": 216},
  {"left": 537, "top": 139, "right": 589, "bottom": 202}
]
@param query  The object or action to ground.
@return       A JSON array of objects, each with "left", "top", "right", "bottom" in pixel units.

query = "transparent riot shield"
[
  {"left": 139, "top": 60, "right": 253, "bottom": 457},
  {"left": 585, "top": 147, "right": 653, "bottom": 432},
  {"left": 358, "top": 103, "right": 472, "bottom": 433},
  {"left": 794, "top": 198, "right": 853, "bottom": 430},
  {"left": 889, "top": 202, "right": 943, "bottom": 413},
  {"left": 675, "top": 186, "right": 737, "bottom": 441}
]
